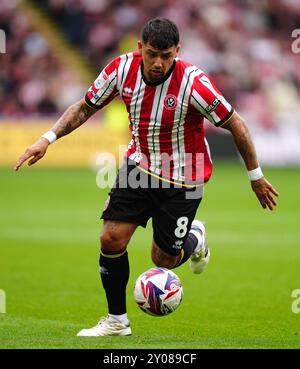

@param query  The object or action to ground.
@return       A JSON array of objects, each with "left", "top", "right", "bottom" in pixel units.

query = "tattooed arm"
[
  {"left": 14, "top": 99, "right": 96, "bottom": 171},
  {"left": 222, "top": 111, "right": 259, "bottom": 171},
  {"left": 51, "top": 98, "right": 96, "bottom": 139},
  {"left": 222, "top": 111, "right": 279, "bottom": 210}
]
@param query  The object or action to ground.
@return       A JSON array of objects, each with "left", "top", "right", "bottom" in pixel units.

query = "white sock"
[
  {"left": 189, "top": 229, "right": 203, "bottom": 253},
  {"left": 108, "top": 313, "right": 129, "bottom": 325}
]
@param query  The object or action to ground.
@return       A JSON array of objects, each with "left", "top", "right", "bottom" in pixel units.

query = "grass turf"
[{"left": 0, "top": 162, "right": 299, "bottom": 348}]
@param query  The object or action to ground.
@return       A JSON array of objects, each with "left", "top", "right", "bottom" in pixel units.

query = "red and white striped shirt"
[{"left": 85, "top": 52, "right": 234, "bottom": 185}]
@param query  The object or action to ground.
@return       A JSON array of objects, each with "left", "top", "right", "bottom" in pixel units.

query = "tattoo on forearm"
[
  {"left": 224, "top": 112, "right": 259, "bottom": 169},
  {"left": 233, "top": 121, "right": 258, "bottom": 168},
  {"left": 51, "top": 100, "right": 95, "bottom": 139}
]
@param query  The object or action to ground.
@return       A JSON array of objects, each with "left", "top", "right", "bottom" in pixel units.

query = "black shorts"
[{"left": 101, "top": 160, "right": 203, "bottom": 256}]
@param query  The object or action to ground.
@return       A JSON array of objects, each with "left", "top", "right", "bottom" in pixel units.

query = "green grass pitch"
[{"left": 0, "top": 162, "right": 299, "bottom": 348}]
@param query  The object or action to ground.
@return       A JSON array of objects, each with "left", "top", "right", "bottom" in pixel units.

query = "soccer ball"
[{"left": 133, "top": 267, "right": 183, "bottom": 316}]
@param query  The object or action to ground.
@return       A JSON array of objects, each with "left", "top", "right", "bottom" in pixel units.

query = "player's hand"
[
  {"left": 14, "top": 138, "right": 50, "bottom": 171},
  {"left": 251, "top": 177, "right": 279, "bottom": 210}
]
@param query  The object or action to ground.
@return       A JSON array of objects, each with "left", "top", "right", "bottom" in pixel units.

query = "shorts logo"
[
  {"left": 172, "top": 240, "right": 183, "bottom": 249},
  {"left": 164, "top": 94, "right": 177, "bottom": 110}
]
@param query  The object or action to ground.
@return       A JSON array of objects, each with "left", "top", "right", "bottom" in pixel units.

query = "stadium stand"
[
  {"left": 1, "top": 0, "right": 300, "bottom": 164},
  {"left": 35, "top": 0, "right": 300, "bottom": 131},
  {"left": 0, "top": 0, "right": 88, "bottom": 117}
]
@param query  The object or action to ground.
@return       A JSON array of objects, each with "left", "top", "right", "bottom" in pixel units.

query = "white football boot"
[
  {"left": 77, "top": 316, "right": 131, "bottom": 337},
  {"left": 189, "top": 220, "right": 210, "bottom": 274}
]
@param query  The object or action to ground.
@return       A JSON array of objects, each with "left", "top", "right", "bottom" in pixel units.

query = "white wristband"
[
  {"left": 41, "top": 131, "right": 57, "bottom": 144},
  {"left": 248, "top": 167, "right": 264, "bottom": 181}
]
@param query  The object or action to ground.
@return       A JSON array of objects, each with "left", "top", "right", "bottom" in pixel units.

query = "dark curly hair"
[{"left": 142, "top": 17, "right": 180, "bottom": 49}]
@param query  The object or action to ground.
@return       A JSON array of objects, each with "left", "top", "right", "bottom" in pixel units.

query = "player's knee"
[
  {"left": 151, "top": 242, "right": 178, "bottom": 269},
  {"left": 152, "top": 256, "right": 176, "bottom": 269},
  {"left": 99, "top": 230, "right": 127, "bottom": 253}
]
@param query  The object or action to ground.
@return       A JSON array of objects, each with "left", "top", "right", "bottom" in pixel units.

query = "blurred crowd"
[
  {"left": 0, "top": 0, "right": 86, "bottom": 117},
  {"left": 1, "top": 0, "right": 300, "bottom": 132}
]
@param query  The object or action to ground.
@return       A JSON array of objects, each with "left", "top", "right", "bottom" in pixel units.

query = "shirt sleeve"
[
  {"left": 85, "top": 57, "right": 120, "bottom": 110},
  {"left": 191, "top": 73, "right": 234, "bottom": 127}
]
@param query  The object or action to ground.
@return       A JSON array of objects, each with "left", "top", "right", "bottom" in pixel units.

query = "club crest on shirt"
[{"left": 164, "top": 94, "right": 177, "bottom": 110}]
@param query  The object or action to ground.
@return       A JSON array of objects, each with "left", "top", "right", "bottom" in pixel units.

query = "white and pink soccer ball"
[{"left": 134, "top": 267, "right": 183, "bottom": 316}]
